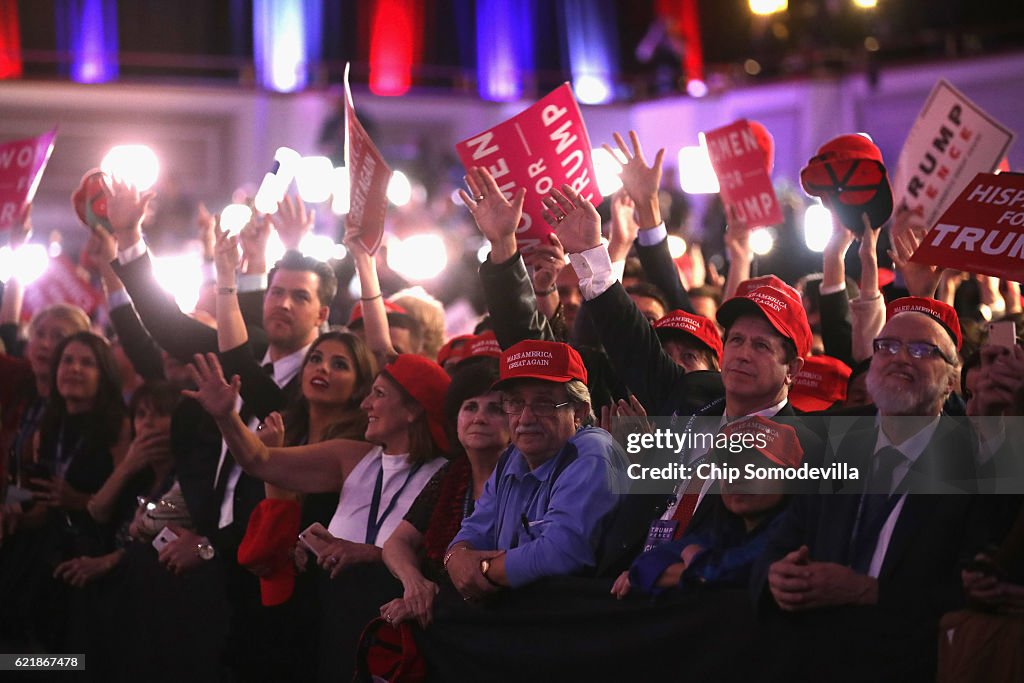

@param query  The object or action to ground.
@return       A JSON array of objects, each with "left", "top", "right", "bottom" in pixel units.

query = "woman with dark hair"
[{"left": 379, "top": 358, "right": 509, "bottom": 627}]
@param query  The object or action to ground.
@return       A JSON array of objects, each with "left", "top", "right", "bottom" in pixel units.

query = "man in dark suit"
[
  {"left": 102, "top": 181, "right": 336, "bottom": 681},
  {"left": 753, "top": 297, "right": 985, "bottom": 682}
]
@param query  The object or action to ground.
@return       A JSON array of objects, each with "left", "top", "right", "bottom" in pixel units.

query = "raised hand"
[
  {"left": 857, "top": 215, "right": 880, "bottom": 297},
  {"left": 197, "top": 202, "right": 216, "bottom": 261},
  {"left": 238, "top": 212, "right": 270, "bottom": 275},
  {"left": 269, "top": 195, "right": 315, "bottom": 251},
  {"left": 887, "top": 208, "right": 941, "bottom": 299},
  {"left": 524, "top": 233, "right": 566, "bottom": 295},
  {"left": 182, "top": 353, "right": 241, "bottom": 419},
  {"left": 256, "top": 411, "right": 286, "bottom": 448},
  {"left": 213, "top": 219, "right": 241, "bottom": 283},
  {"left": 607, "top": 190, "right": 639, "bottom": 263},
  {"left": 604, "top": 130, "right": 665, "bottom": 227},
  {"left": 103, "top": 177, "right": 155, "bottom": 248},
  {"left": 459, "top": 166, "right": 526, "bottom": 263},
  {"left": 545, "top": 185, "right": 602, "bottom": 255}
]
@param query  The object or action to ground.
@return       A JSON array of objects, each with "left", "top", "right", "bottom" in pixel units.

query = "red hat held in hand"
[
  {"left": 789, "top": 354, "right": 852, "bottom": 412},
  {"left": 886, "top": 296, "right": 962, "bottom": 350},
  {"left": 237, "top": 498, "right": 302, "bottom": 607},
  {"left": 800, "top": 134, "right": 893, "bottom": 235}
]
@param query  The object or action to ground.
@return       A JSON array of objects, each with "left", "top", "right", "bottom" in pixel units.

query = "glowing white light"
[
  {"left": 220, "top": 204, "right": 253, "bottom": 235},
  {"left": 331, "top": 166, "right": 350, "bottom": 215},
  {"left": 750, "top": 227, "right": 775, "bottom": 255},
  {"left": 686, "top": 79, "right": 708, "bottom": 98},
  {"left": 48, "top": 242, "right": 62, "bottom": 258},
  {"left": 574, "top": 75, "right": 612, "bottom": 105},
  {"left": 592, "top": 148, "right": 625, "bottom": 196},
  {"left": 295, "top": 156, "right": 335, "bottom": 203},
  {"left": 477, "top": 244, "right": 491, "bottom": 263},
  {"left": 803, "top": 203, "right": 834, "bottom": 253},
  {"left": 274, "top": 147, "right": 301, "bottom": 188},
  {"left": 101, "top": 145, "right": 160, "bottom": 191},
  {"left": 749, "top": 0, "right": 788, "bottom": 16},
  {"left": 0, "top": 245, "right": 49, "bottom": 285},
  {"left": 332, "top": 243, "right": 348, "bottom": 261},
  {"left": 265, "top": 230, "right": 286, "bottom": 266},
  {"left": 853, "top": 0, "right": 877, "bottom": 8},
  {"left": 347, "top": 273, "right": 361, "bottom": 299},
  {"left": 667, "top": 235, "right": 687, "bottom": 259},
  {"left": 387, "top": 171, "right": 413, "bottom": 207},
  {"left": 151, "top": 253, "right": 203, "bottom": 312},
  {"left": 300, "top": 233, "right": 336, "bottom": 262},
  {"left": 387, "top": 234, "right": 447, "bottom": 281},
  {"left": 255, "top": 173, "right": 284, "bottom": 215},
  {"left": 678, "top": 138, "right": 720, "bottom": 194}
]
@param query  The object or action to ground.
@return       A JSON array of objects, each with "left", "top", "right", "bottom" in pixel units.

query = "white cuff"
[
  {"left": 610, "top": 260, "right": 625, "bottom": 284},
  {"left": 820, "top": 281, "right": 847, "bottom": 296},
  {"left": 636, "top": 222, "right": 668, "bottom": 247},
  {"left": 238, "top": 273, "right": 268, "bottom": 293},
  {"left": 568, "top": 244, "right": 616, "bottom": 301},
  {"left": 117, "top": 239, "right": 147, "bottom": 265}
]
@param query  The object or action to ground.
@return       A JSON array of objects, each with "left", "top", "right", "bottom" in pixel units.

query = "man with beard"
[{"left": 752, "top": 297, "right": 986, "bottom": 682}]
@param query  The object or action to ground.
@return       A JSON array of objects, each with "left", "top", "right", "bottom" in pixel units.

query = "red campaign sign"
[
  {"left": 0, "top": 128, "right": 57, "bottom": 230},
  {"left": 455, "top": 84, "right": 598, "bottom": 256},
  {"left": 344, "top": 65, "right": 392, "bottom": 255},
  {"left": 910, "top": 172, "right": 1024, "bottom": 282},
  {"left": 704, "top": 119, "right": 782, "bottom": 228},
  {"left": 22, "top": 255, "right": 104, "bottom": 320}
]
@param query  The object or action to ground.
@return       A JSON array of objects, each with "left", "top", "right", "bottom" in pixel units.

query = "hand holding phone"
[
  {"left": 298, "top": 522, "right": 332, "bottom": 559},
  {"left": 987, "top": 320, "right": 1017, "bottom": 350},
  {"left": 152, "top": 526, "right": 180, "bottom": 552}
]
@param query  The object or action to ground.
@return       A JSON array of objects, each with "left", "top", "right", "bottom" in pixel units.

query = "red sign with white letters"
[
  {"left": 704, "top": 119, "right": 782, "bottom": 228},
  {"left": 22, "top": 255, "right": 103, "bottom": 319},
  {"left": 455, "top": 84, "right": 598, "bottom": 256},
  {"left": 345, "top": 65, "right": 392, "bottom": 255},
  {"left": 910, "top": 172, "right": 1024, "bottom": 281},
  {"left": 0, "top": 129, "right": 57, "bottom": 230}
]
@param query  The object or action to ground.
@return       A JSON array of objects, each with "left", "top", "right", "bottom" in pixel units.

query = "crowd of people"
[{"left": 0, "top": 125, "right": 1022, "bottom": 683}]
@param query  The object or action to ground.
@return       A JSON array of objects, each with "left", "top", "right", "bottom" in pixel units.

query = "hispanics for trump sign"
[
  {"left": 344, "top": 64, "right": 392, "bottom": 255},
  {"left": 704, "top": 120, "right": 782, "bottom": 228},
  {"left": 910, "top": 172, "right": 1024, "bottom": 282},
  {"left": 894, "top": 80, "right": 1014, "bottom": 230},
  {"left": 0, "top": 129, "right": 57, "bottom": 230},
  {"left": 455, "top": 84, "right": 598, "bottom": 256}
]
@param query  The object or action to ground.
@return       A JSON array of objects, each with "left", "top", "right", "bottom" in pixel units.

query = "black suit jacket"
[{"left": 634, "top": 235, "right": 694, "bottom": 314}]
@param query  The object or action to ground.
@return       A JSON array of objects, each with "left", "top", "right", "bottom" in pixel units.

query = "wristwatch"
[{"left": 196, "top": 541, "right": 216, "bottom": 561}]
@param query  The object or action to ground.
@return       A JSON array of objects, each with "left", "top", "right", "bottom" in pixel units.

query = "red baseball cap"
[
  {"left": 886, "top": 296, "right": 962, "bottom": 350},
  {"left": 492, "top": 339, "right": 588, "bottom": 390},
  {"left": 237, "top": 498, "right": 301, "bottom": 607},
  {"left": 719, "top": 416, "right": 804, "bottom": 468},
  {"left": 436, "top": 334, "right": 474, "bottom": 367},
  {"left": 800, "top": 134, "right": 893, "bottom": 234},
  {"left": 734, "top": 275, "right": 801, "bottom": 303},
  {"left": 381, "top": 355, "right": 452, "bottom": 452},
  {"left": 71, "top": 168, "right": 113, "bottom": 232},
  {"left": 654, "top": 310, "right": 723, "bottom": 363},
  {"left": 717, "top": 285, "right": 813, "bottom": 359},
  {"left": 462, "top": 331, "right": 502, "bottom": 362},
  {"left": 789, "top": 354, "right": 852, "bottom": 412},
  {"left": 348, "top": 299, "right": 411, "bottom": 328}
]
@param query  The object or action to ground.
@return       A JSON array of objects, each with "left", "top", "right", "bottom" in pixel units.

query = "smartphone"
[
  {"left": 988, "top": 320, "right": 1017, "bottom": 350},
  {"left": 298, "top": 522, "right": 331, "bottom": 559},
  {"left": 152, "top": 526, "right": 179, "bottom": 552}
]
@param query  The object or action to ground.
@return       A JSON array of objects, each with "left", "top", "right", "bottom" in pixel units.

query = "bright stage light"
[
  {"left": 750, "top": 227, "right": 776, "bottom": 256},
  {"left": 667, "top": 235, "right": 687, "bottom": 259},
  {"left": 151, "top": 252, "right": 203, "bottom": 312},
  {"left": 387, "top": 171, "right": 413, "bottom": 207},
  {"left": 300, "top": 233, "right": 336, "bottom": 262},
  {"left": 678, "top": 138, "right": 720, "bottom": 194},
  {"left": 686, "top": 79, "right": 708, "bottom": 98},
  {"left": 853, "top": 0, "right": 877, "bottom": 9},
  {"left": 101, "top": 145, "right": 160, "bottom": 191},
  {"left": 574, "top": 75, "right": 612, "bottom": 105},
  {"left": 255, "top": 173, "right": 284, "bottom": 215},
  {"left": 331, "top": 166, "right": 350, "bottom": 215},
  {"left": 387, "top": 234, "right": 447, "bottom": 281},
  {"left": 592, "top": 148, "right": 625, "bottom": 196},
  {"left": 749, "top": 0, "right": 788, "bottom": 16},
  {"left": 295, "top": 156, "right": 335, "bottom": 203},
  {"left": 803, "top": 203, "right": 834, "bottom": 253},
  {"left": 220, "top": 204, "right": 253, "bottom": 235},
  {"left": 0, "top": 244, "right": 49, "bottom": 285}
]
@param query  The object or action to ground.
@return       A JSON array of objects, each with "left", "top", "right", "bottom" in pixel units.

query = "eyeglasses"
[
  {"left": 872, "top": 338, "right": 955, "bottom": 364},
  {"left": 501, "top": 398, "right": 571, "bottom": 416}
]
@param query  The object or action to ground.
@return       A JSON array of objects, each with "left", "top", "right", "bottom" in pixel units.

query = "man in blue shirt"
[{"left": 444, "top": 339, "right": 629, "bottom": 599}]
